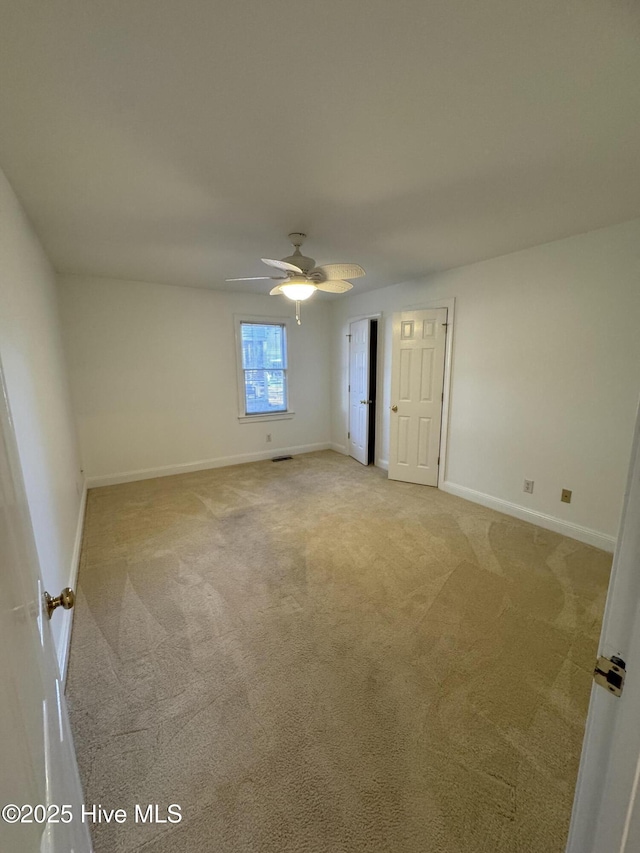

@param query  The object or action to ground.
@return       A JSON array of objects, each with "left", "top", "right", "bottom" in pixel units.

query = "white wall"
[
  {"left": 0, "top": 168, "right": 84, "bottom": 670},
  {"left": 331, "top": 219, "right": 640, "bottom": 548},
  {"left": 58, "top": 276, "right": 332, "bottom": 484}
]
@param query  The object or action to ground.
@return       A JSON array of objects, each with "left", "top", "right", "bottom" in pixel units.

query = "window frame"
[{"left": 234, "top": 315, "right": 295, "bottom": 423}]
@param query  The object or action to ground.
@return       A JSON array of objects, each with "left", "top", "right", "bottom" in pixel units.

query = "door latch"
[{"left": 594, "top": 655, "right": 626, "bottom": 697}]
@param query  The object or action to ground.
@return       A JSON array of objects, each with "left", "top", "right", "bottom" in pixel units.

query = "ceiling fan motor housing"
[
  {"left": 282, "top": 252, "right": 316, "bottom": 274},
  {"left": 283, "top": 232, "right": 315, "bottom": 275}
]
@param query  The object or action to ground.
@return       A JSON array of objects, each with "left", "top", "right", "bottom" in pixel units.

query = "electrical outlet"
[
  {"left": 561, "top": 488, "right": 572, "bottom": 504},
  {"left": 266, "top": 433, "right": 272, "bottom": 443},
  {"left": 523, "top": 479, "right": 534, "bottom": 494}
]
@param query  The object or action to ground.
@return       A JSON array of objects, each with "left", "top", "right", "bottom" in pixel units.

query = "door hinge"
[
  {"left": 594, "top": 655, "right": 626, "bottom": 697},
  {"left": 348, "top": 384, "right": 351, "bottom": 392},
  {"left": 347, "top": 431, "right": 350, "bottom": 439}
]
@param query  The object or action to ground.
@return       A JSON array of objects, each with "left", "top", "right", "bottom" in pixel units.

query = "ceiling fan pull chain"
[{"left": 295, "top": 300, "right": 301, "bottom": 325}]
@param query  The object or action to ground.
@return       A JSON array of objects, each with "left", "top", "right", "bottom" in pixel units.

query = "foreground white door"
[
  {"left": 567, "top": 399, "right": 640, "bottom": 853},
  {"left": 388, "top": 309, "right": 447, "bottom": 486},
  {"left": 349, "top": 318, "right": 371, "bottom": 465},
  {"left": 0, "top": 363, "right": 91, "bottom": 852}
]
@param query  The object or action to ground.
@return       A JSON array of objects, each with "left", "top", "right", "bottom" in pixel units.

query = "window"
[{"left": 235, "top": 317, "right": 293, "bottom": 421}]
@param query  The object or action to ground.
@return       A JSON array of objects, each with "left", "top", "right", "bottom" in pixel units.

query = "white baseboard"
[
  {"left": 329, "top": 444, "right": 385, "bottom": 469},
  {"left": 329, "top": 445, "right": 386, "bottom": 469},
  {"left": 58, "top": 479, "right": 87, "bottom": 684},
  {"left": 85, "top": 443, "right": 333, "bottom": 489},
  {"left": 440, "top": 480, "right": 616, "bottom": 553}
]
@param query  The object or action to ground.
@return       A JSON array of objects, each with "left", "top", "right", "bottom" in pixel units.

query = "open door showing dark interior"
[{"left": 349, "top": 318, "right": 377, "bottom": 466}]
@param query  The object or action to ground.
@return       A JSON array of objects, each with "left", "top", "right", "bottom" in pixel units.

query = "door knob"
[
  {"left": 360, "top": 400, "right": 370, "bottom": 405},
  {"left": 391, "top": 405, "right": 398, "bottom": 412},
  {"left": 44, "top": 587, "right": 75, "bottom": 620}
]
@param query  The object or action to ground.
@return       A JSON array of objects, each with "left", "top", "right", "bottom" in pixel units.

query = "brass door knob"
[
  {"left": 391, "top": 405, "right": 398, "bottom": 412},
  {"left": 44, "top": 587, "right": 75, "bottom": 620}
]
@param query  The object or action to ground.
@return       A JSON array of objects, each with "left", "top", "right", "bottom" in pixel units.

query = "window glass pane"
[
  {"left": 241, "top": 323, "right": 285, "bottom": 370},
  {"left": 244, "top": 369, "right": 287, "bottom": 414}
]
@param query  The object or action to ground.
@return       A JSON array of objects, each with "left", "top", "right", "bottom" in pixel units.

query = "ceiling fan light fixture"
[{"left": 279, "top": 279, "right": 317, "bottom": 301}]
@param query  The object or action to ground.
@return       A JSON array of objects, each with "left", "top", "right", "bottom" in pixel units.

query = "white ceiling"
[{"left": 1, "top": 0, "right": 639, "bottom": 295}]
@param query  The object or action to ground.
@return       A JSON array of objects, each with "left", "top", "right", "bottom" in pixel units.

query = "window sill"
[{"left": 237, "top": 412, "right": 295, "bottom": 424}]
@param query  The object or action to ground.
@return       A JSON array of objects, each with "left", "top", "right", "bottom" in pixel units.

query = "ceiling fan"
[{"left": 226, "top": 233, "right": 365, "bottom": 323}]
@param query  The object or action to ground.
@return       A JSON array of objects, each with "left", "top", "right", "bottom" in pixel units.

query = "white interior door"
[
  {"left": 567, "top": 398, "right": 640, "bottom": 853},
  {"left": 349, "top": 319, "right": 370, "bottom": 466},
  {"left": 0, "top": 363, "right": 91, "bottom": 852},
  {"left": 388, "top": 308, "right": 447, "bottom": 486}
]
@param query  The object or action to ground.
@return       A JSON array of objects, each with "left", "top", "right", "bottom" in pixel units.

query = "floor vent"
[{"left": 272, "top": 455, "right": 293, "bottom": 462}]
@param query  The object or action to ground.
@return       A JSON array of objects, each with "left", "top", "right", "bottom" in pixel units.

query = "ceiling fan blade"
[
  {"left": 269, "top": 284, "right": 285, "bottom": 296},
  {"left": 225, "top": 276, "right": 285, "bottom": 281},
  {"left": 262, "top": 258, "right": 304, "bottom": 274},
  {"left": 315, "top": 280, "right": 354, "bottom": 293},
  {"left": 313, "top": 263, "right": 365, "bottom": 281}
]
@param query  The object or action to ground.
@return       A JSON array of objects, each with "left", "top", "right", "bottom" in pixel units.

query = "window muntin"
[{"left": 240, "top": 322, "right": 288, "bottom": 415}]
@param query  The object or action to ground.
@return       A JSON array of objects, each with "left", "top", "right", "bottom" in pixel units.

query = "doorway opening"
[
  {"left": 348, "top": 317, "right": 379, "bottom": 466},
  {"left": 367, "top": 320, "right": 377, "bottom": 464}
]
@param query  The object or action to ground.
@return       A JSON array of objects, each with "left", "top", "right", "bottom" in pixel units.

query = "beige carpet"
[{"left": 66, "top": 450, "right": 611, "bottom": 853}]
